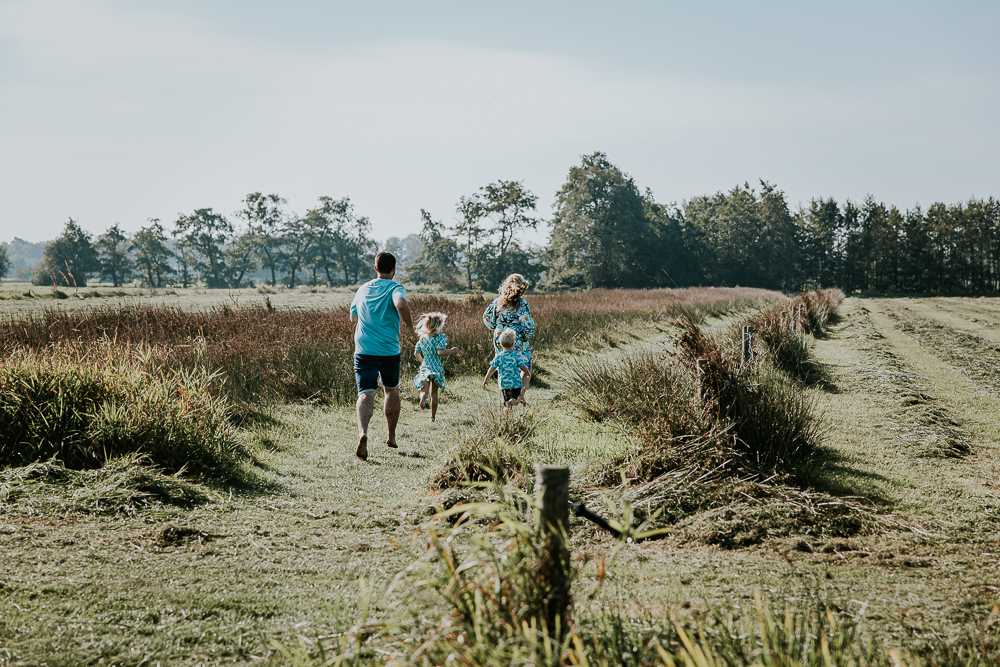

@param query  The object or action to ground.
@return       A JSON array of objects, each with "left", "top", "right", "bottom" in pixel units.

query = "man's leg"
[
  {"left": 354, "top": 354, "right": 379, "bottom": 461},
  {"left": 356, "top": 391, "right": 375, "bottom": 459},
  {"left": 380, "top": 354, "right": 402, "bottom": 448},
  {"left": 384, "top": 387, "right": 400, "bottom": 447}
]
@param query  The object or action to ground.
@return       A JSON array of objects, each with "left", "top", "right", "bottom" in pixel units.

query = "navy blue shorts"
[{"left": 354, "top": 354, "right": 401, "bottom": 394}]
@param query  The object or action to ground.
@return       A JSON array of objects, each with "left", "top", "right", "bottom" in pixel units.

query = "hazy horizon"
[{"left": 2, "top": 0, "right": 998, "bottom": 245}]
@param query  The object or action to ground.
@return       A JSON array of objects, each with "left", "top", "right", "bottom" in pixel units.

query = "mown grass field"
[{"left": 1, "top": 290, "right": 998, "bottom": 665}]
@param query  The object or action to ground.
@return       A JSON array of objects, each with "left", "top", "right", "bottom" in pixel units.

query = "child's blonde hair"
[
  {"left": 415, "top": 312, "right": 447, "bottom": 337},
  {"left": 498, "top": 328, "right": 517, "bottom": 349}
]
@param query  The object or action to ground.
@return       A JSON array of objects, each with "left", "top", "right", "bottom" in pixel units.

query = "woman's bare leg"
[
  {"left": 430, "top": 382, "right": 439, "bottom": 422},
  {"left": 519, "top": 369, "right": 531, "bottom": 403}
]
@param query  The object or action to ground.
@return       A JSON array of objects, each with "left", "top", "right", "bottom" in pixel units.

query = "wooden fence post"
[
  {"left": 535, "top": 464, "right": 571, "bottom": 638},
  {"left": 742, "top": 326, "right": 756, "bottom": 366},
  {"left": 696, "top": 358, "right": 707, "bottom": 402}
]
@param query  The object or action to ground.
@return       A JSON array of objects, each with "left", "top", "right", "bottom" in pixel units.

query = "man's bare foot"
[
  {"left": 356, "top": 434, "right": 368, "bottom": 461},
  {"left": 386, "top": 439, "right": 398, "bottom": 449}
]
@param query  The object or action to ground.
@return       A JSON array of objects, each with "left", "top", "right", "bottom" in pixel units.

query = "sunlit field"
[{"left": 1, "top": 287, "right": 999, "bottom": 665}]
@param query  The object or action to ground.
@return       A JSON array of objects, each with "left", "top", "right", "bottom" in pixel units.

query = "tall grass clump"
[
  {"left": 0, "top": 343, "right": 241, "bottom": 477},
  {"left": 570, "top": 310, "right": 822, "bottom": 487},
  {"left": 433, "top": 403, "right": 540, "bottom": 488},
  {"left": 744, "top": 288, "right": 844, "bottom": 381},
  {"left": 675, "top": 316, "right": 822, "bottom": 473}
]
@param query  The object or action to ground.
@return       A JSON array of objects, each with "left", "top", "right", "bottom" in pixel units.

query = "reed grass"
[{"left": 0, "top": 342, "right": 242, "bottom": 477}]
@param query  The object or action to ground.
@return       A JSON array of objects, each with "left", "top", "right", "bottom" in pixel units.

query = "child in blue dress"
[
  {"left": 483, "top": 329, "right": 532, "bottom": 410},
  {"left": 412, "top": 312, "right": 462, "bottom": 422}
]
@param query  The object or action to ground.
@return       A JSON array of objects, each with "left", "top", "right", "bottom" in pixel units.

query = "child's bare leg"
[
  {"left": 429, "top": 382, "right": 439, "bottom": 422},
  {"left": 418, "top": 381, "right": 429, "bottom": 410}
]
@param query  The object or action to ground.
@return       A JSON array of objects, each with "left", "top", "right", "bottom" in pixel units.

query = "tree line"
[{"left": 11, "top": 151, "right": 1000, "bottom": 293}]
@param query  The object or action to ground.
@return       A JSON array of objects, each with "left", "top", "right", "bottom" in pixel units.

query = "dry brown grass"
[{"left": 0, "top": 287, "right": 781, "bottom": 417}]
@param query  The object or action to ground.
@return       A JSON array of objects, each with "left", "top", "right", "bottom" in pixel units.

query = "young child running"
[
  {"left": 483, "top": 328, "right": 532, "bottom": 410},
  {"left": 412, "top": 312, "right": 463, "bottom": 422}
]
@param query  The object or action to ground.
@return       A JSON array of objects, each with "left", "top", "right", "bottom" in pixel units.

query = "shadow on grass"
[{"left": 793, "top": 446, "right": 896, "bottom": 508}]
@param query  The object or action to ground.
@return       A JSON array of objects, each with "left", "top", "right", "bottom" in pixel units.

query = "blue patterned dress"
[
  {"left": 482, "top": 298, "right": 535, "bottom": 366},
  {"left": 412, "top": 334, "right": 449, "bottom": 390}
]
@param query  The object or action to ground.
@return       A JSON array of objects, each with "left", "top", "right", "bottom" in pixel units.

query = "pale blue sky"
[{"left": 1, "top": 1, "right": 998, "bottom": 244}]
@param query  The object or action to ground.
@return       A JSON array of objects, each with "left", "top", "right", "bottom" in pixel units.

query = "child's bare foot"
[
  {"left": 356, "top": 435, "right": 368, "bottom": 461},
  {"left": 418, "top": 393, "right": 426, "bottom": 410},
  {"left": 504, "top": 399, "right": 517, "bottom": 410},
  {"left": 518, "top": 396, "right": 528, "bottom": 406},
  {"left": 429, "top": 417, "right": 435, "bottom": 423},
  {"left": 386, "top": 438, "right": 398, "bottom": 449}
]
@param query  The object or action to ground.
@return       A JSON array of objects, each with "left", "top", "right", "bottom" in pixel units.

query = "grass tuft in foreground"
[
  {"left": 265, "top": 492, "right": 999, "bottom": 666},
  {"left": 432, "top": 402, "right": 541, "bottom": 488}
]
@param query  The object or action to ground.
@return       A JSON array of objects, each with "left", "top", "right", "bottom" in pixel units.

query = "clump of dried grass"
[
  {"left": 0, "top": 454, "right": 211, "bottom": 517},
  {"left": 565, "top": 290, "right": 862, "bottom": 544},
  {"left": 432, "top": 403, "right": 540, "bottom": 488}
]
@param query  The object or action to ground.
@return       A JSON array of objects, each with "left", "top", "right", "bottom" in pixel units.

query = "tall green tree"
[
  {"left": 33, "top": 219, "right": 101, "bottom": 286},
  {"left": 303, "top": 196, "right": 352, "bottom": 286},
  {"left": 239, "top": 192, "right": 286, "bottom": 286},
  {"left": 130, "top": 220, "right": 174, "bottom": 288},
  {"left": 281, "top": 215, "right": 312, "bottom": 288},
  {"left": 642, "top": 190, "right": 699, "bottom": 286},
  {"left": 683, "top": 181, "right": 799, "bottom": 290},
  {"left": 96, "top": 224, "right": 133, "bottom": 287},
  {"left": 224, "top": 229, "right": 258, "bottom": 287},
  {"left": 408, "top": 209, "right": 459, "bottom": 285},
  {"left": 173, "top": 208, "right": 232, "bottom": 288},
  {"left": 547, "top": 153, "right": 654, "bottom": 288},
  {"left": 796, "top": 198, "right": 843, "bottom": 290},
  {"left": 454, "top": 180, "right": 540, "bottom": 290},
  {"left": 454, "top": 195, "right": 489, "bottom": 289},
  {"left": 334, "top": 207, "right": 377, "bottom": 284}
]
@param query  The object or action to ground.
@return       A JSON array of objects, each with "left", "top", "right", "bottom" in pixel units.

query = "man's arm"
[{"left": 394, "top": 296, "right": 413, "bottom": 332}]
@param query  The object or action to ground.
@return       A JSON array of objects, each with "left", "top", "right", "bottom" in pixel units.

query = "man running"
[{"left": 350, "top": 251, "right": 413, "bottom": 461}]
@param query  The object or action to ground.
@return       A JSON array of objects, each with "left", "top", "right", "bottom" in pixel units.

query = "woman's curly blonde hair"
[{"left": 498, "top": 273, "right": 529, "bottom": 310}]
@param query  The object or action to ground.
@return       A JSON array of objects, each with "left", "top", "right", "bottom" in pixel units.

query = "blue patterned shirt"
[{"left": 490, "top": 349, "right": 527, "bottom": 390}]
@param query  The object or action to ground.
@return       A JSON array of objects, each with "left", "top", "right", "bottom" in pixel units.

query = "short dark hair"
[{"left": 375, "top": 251, "right": 396, "bottom": 274}]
